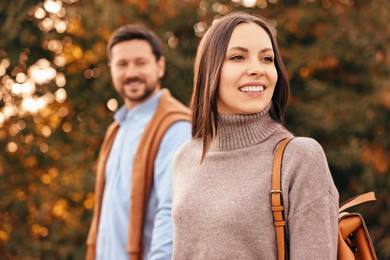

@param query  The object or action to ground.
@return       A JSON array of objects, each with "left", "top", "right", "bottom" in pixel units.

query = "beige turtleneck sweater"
[{"left": 172, "top": 106, "right": 339, "bottom": 259}]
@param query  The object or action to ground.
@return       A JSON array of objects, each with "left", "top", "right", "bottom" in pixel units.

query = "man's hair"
[
  {"left": 106, "top": 24, "right": 163, "bottom": 61},
  {"left": 190, "top": 11, "right": 290, "bottom": 161}
]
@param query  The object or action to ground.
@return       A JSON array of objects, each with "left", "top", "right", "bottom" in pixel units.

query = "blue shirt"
[{"left": 96, "top": 91, "right": 192, "bottom": 260}]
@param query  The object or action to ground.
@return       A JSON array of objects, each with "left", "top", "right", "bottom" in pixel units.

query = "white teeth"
[{"left": 239, "top": 86, "right": 265, "bottom": 92}]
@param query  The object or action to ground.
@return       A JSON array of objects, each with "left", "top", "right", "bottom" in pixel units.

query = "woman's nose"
[{"left": 247, "top": 59, "right": 265, "bottom": 77}]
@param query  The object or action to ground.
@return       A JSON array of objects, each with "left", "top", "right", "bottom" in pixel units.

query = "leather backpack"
[
  {"left": 271, "top": 137, "right": 377, "bottom": 260},
  {"left": 338, "top": 192, "right": 377, "bottom": 260}
]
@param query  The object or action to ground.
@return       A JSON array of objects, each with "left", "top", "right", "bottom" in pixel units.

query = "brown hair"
[
  {"left": 106, "top": 24, "right": 162, "bottom": 61},
  {"left": 191, "top": 11, "right": 290, "bottom": 161}
]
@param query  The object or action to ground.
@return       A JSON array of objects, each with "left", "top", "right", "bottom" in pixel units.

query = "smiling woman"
[
  {"left": 218, "top": 22, "right": 278, "bottom": 115},
  {"left": 172, "top": 11, "right": 340, "bottom": 260}
]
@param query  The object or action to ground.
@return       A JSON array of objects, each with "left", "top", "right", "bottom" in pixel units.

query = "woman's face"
[{"left": 217, "top": 22, "right": 278, "bottom": 115}]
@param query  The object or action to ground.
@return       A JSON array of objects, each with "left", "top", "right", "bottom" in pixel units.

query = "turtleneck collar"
[{"left": 214, "top": 103, "right": 281, "bottom": 150}]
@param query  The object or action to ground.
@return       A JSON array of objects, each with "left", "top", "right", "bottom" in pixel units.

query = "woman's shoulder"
[
  {"left": 282, "top": 137, "right": 339, "bottom": 219},
  {"left": 173, "top": 138, "right": 203, "bottom": 164},
  {"left": 172, "top": 139, "right": 203, "bottom": 179},
  {"left": 282, "top": 136, "right": 333, "bottom": 188},
  {"left": 285, "top": 136, "right": 326, "bottom": 160}
]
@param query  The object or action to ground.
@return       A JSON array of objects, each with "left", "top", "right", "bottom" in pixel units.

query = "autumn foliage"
[{"left": 0, "top": 0, "right": 389, "bottom": 259}]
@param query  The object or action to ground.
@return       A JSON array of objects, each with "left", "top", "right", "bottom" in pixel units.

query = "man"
[{"left": 86, "top": 24, "right": 192, "bottom": 260}]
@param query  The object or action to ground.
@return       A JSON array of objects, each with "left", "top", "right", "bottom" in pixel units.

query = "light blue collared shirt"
[{"left": 96, "top": 91, "right": 192, "bottom": 260}]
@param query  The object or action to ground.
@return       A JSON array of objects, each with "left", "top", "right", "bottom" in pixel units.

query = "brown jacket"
[{"left": 86, "top": 89, "right": 190, "bottom": 260}]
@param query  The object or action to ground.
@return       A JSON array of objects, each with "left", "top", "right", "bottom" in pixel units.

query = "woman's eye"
[
  {"left": 263, "top": 56, "right": 274, "bottom": 62},
  {"left": 230, "top": 55, "right": 244, "bottom": 60}
]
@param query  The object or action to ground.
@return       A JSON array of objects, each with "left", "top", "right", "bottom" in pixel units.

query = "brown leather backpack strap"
[
  {"left": 339, "top": 192, "right": 376, "bottom": 213},
  {"left": 271, "top": 137, "right": 293, "bottom": 260}
]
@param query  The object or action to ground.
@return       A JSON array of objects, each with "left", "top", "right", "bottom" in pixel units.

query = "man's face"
[{"left": 109, "top": 39, "right": 165, "bottom": 109}]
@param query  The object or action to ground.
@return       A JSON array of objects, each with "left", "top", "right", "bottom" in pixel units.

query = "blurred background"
[{"left": 0, "top": 0, "right": 389, "bottom": 259}]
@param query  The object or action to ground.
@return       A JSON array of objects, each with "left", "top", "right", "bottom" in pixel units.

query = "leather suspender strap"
[{"left": 271, "top": 137, "right": 293, "bottom": 260}]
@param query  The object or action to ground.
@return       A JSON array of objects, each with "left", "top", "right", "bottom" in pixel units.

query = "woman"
[{"left": 172, "top": 11, "right": 339, "bottom": 259}]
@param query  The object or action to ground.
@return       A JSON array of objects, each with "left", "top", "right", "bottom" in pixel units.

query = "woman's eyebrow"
[
  {"left": 227, "top": 46, "right": 273, "bottom": 53},
  {"left": 227, "top": 46, "right": 248, "bottom": 53}
]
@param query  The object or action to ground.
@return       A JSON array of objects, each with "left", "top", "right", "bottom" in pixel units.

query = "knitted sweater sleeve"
[{"left": 282, "top": 137, "right": 339, "bottom": 260}]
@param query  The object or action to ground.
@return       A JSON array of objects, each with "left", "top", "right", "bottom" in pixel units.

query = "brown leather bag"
[
  {"left": 338, "top": 192, "right": 377, "bottom": 260},
  {"left": 271, "top": 137, "right": 377, "bottom": 260}
]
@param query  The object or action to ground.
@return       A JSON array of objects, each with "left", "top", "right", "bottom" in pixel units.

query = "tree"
[{"left": 0, "top": 0, "right": 388, "bottom": 258}]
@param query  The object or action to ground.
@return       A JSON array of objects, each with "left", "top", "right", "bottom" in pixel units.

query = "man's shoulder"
[
  {"left": 104, "top": 121, "right": 119, "bottom": 137},
  {"left": 158, "top": 88, "right": 190, "bottom": 115}
]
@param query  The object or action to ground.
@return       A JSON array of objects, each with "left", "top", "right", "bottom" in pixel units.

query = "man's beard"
[
  {"left": 122, "top": 77, "right": 159, "bottom": 103},
  {"left": 126, "top": 84, "right": 157, "bottom": 102}
]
